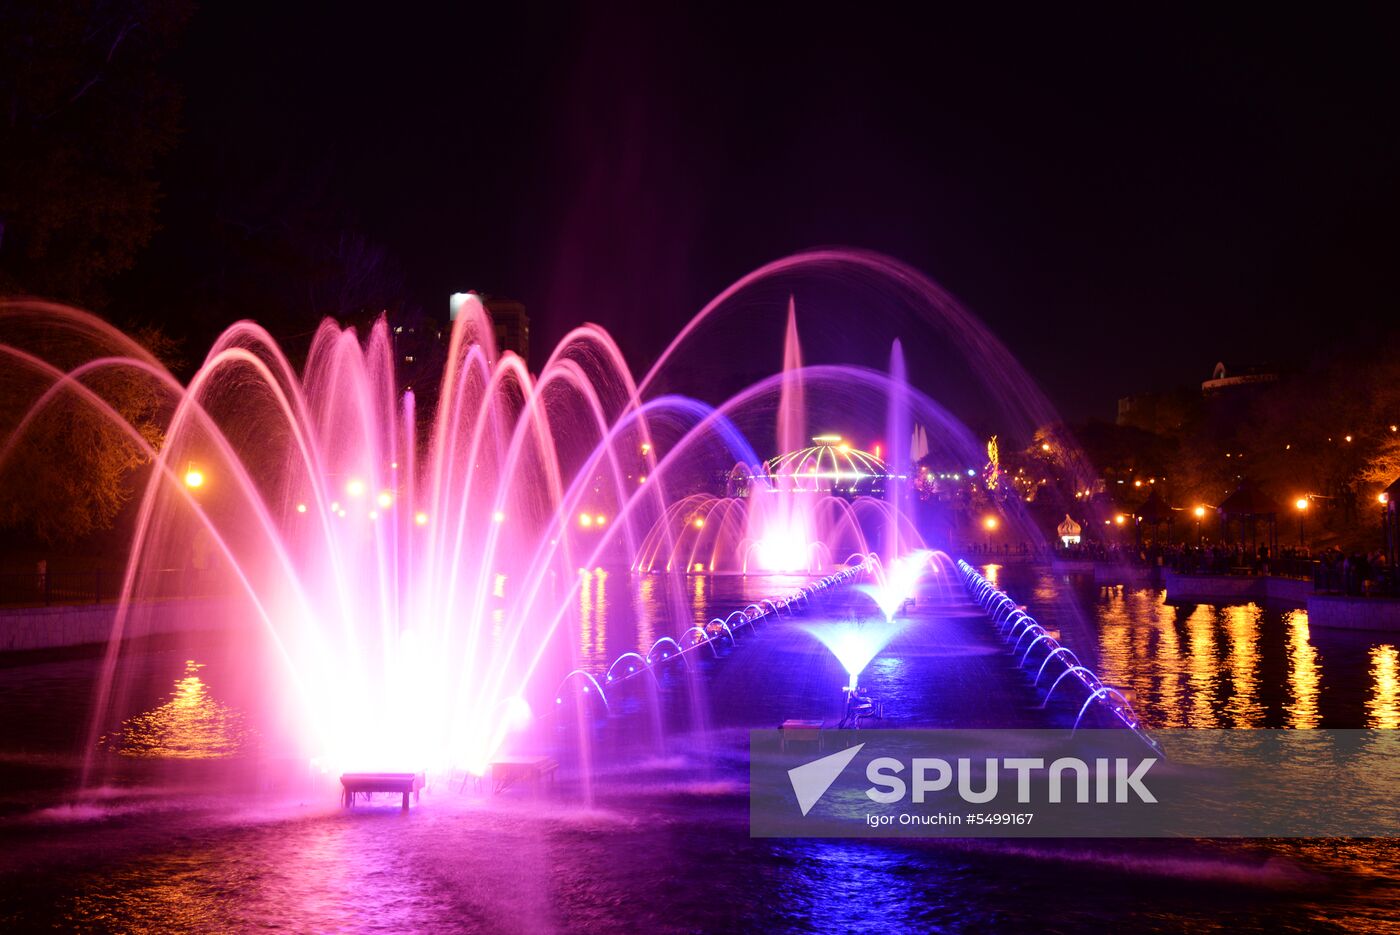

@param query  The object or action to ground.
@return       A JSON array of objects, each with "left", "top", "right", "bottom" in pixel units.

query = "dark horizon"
[{"left": 39, "top": 5, "right": 1400, "bottom": 422}]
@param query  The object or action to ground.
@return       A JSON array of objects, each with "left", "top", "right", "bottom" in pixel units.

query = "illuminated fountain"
[
  {"left": 803, "top": 618, "right": 906, "bottom": 693},
  {"left": 633, "top": 307, "right": 922, "bottom": 576},
  {"left": 0, "top": 248, "right": 1094, "bottom": 795},
  {"left": 631, "top": 439, "right": 919, "bottom": 575},
  {"left": 857, "top": 549, "right": 935, "bottom": 622}
]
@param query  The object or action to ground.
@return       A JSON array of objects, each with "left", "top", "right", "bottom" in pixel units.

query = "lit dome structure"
[{"left": 764, "top": 435, "right": 894, "bottom": 495}]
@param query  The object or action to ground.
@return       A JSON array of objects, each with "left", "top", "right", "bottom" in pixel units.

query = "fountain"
[
  {"left": 803, "top": 618, "right": 907, "bottom": 693},
  {"left": 0, "top": 248, "right": 1104, "bottom": 797},
  {"left": 857, "top": 549, "right": 936, "bottom": 621}
]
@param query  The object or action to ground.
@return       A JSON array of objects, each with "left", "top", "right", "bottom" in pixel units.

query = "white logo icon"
[{"left": 787, "top": 743, "right": 864, "bottom": 816}]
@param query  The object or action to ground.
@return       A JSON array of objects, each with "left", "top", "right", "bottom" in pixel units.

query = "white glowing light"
[
  {"left": 449, "top": 292, "right": 471, "bottom": 320},
  {"left": 757, "top": 534, "right": 808, "bottom": 573},
  {"left": 804, "top": 619, "right": 905, "bottom": 691}
]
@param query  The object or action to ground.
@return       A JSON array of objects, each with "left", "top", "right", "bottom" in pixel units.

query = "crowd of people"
[{"left": 1049, "top": 540, "right": 1395, "bottom": 595}]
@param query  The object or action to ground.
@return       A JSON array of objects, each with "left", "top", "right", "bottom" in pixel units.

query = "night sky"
[{"left": 131, "top": 5, "right": 1399, "bottom": 421}]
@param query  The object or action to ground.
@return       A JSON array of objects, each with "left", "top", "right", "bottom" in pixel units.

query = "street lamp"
[
  {"left": 1193, "top": 505, "right": 1206, "bottom": 543},
  {"left": 183, "top": 463, "right": 205, "bottom": 489},
  {"left": 1295, "top": 497, "right": 1309, "bottom": 546}
]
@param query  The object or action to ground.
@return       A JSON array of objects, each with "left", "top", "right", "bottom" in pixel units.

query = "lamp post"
[
  {"left": 1193, "top": 505, "right": 1206, "bottom": 544},
  {"left": 983, "top": 515, "right": 998, "bottom": 552},
  {"left": 1294, "top": 497, "right": 1309, "bottom": 547}
]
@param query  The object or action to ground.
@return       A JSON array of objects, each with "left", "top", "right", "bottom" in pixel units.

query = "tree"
[
  {"left": 0, "top": 320, "right": 180, "bottom": 545},
  {"left": 0, "top": 2, "right": 191, "bottom": 306}
]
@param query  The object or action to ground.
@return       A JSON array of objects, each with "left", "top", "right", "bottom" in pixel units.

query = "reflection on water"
[
  {"left": 106, "top": 660, "right": 253, "bottom": 759},
  {"left": 1370, "top": 645, "right": 1399, "bottom": 729},
  {"left": 1287, "top": 610, "right": 1321, "bottom": 729},
  {"left": 1185, "top": 604, "right": 1218, "bottom": 729},
  {"left": 1033, "top": 573, "right": 1400, "bottom": 731},
  {"left": 1223, "top": 605, "right": 1263, "bottom": 727}
]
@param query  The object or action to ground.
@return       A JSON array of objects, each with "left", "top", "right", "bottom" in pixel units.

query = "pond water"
[{"left": 0, "top": 566, "right": 1396, "bottom": 933}]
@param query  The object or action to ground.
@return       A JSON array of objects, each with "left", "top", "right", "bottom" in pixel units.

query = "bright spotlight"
[
  {"left": 579, "top": 513, "right": 593, "bottom": 527},
  {"left": 594, "top": 514, "right": 607, "bottom": 526},
  {"left": 492, "top": 510, "right": 506, "bottom": 523},
  {"left": 183, "top": 468, "right": 205, "bottom": 489},
  {"left": 1193, "top": 506, "right": 1206, "bottom": 518},
  {"left": 983, "top": 516, "right": 998, "bottom": 530},
  {"left": 414, "top": 511, "right": 429, "bottom": 526},
  {"left": 377, "top": 490, "right": 393, "bottom": 508},
  {"left": 295, "top": 502, "right": 307, "bottom": 513},
  {"left": 346, "top": 478, "right": 366, "bottom": 498},
  {"left": 693, "top": 517, "right": 705, "bottom": 529},
  {"left": 1114, "top": 514, "right": 1127, "bottom": 525},
  {"left": 1295, "top": 498, "right": 1309, "bottom": 511}
]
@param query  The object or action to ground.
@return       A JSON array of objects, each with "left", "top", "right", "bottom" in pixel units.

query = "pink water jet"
[{"left": 0, "top": 248, "right": 1091, "bottom": 791}]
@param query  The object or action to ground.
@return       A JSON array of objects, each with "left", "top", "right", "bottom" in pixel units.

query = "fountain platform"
[{"left": 340, "top": 772, "right": 425, "bottom": 811}]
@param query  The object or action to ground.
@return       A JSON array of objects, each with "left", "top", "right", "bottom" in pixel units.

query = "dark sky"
[{"left": 135, "top": 4, "right": 1399, "bottom": 422}]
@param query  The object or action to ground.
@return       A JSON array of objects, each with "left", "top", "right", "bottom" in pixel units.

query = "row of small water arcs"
[
  {"left": 552, "top": 553, "right": 883, "bottom": 712},
  {"left": 958, "top": 560, "right": 1160, "bottom": 752}
]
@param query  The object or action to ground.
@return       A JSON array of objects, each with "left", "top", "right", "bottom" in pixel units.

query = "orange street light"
[
  {"left": 983, "top": 516, "right": 999, "bottom": 530},
  {"left": 183, "top": 466, "right": 205, "bottom": 489}
]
